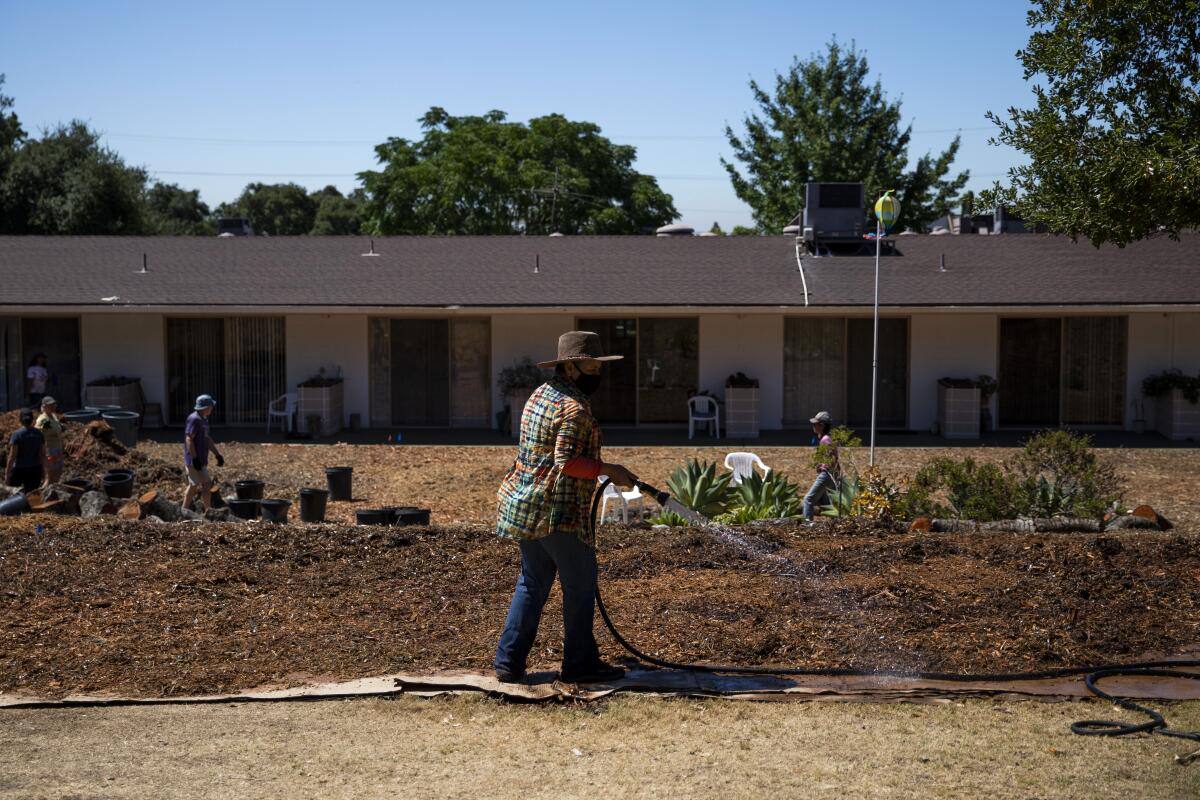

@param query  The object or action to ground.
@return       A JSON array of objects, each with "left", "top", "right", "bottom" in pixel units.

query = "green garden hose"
[{"left": 590, "top": 478, "right": 1200, "bottom": 761}]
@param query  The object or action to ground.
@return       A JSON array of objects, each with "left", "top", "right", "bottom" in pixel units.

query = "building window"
[{"left": 783, "top": 317, "right": 908, "bottom": 429}]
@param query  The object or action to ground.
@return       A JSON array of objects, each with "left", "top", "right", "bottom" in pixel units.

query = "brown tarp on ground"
[{"left": 3, "top": 667, "right": 1199, "bottom": 708}]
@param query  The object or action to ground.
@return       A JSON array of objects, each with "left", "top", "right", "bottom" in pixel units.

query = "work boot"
[
  {"left": 494, "top": 669, "right": 525, "bottom": 684},
  {"left": 559, "top": 661, "right": 625, "bottom": 684}
]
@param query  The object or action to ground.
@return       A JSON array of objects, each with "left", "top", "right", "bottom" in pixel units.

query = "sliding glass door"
[
  {"left": 576, "top": 317, "right": 698, "bottom": 425},
  {"left": 999, "top": 316, "right": 1127, "bottom": 427},
  {"left": 369, "top": 317, "right": 491, "bottom": 427},
  {"left": 784, "top": 317, "right": 908, "bottom": 429},
  {"left": 166, "top": 317, "right": 285, "bottom": 425}
]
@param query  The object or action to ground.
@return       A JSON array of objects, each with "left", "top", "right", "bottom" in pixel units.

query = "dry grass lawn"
[{"left": 3, "top": 695, "right": 1199, "bottom": 799}]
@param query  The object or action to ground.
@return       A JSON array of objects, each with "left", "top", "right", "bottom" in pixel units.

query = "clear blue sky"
[{"left": 1, "top": 0, "right": 1036, "bottom": 231}]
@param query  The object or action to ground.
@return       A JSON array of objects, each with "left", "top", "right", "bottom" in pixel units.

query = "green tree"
[
  {"left": 730, "top": 225, "right": 758, "bottom": 236},
  {"left": 707, "top": 221, "right": 726, "bottom": 236},
  {"left": 217, "top": 182, "right": 317, "bottom": 235},
  {"left": 359, "top": 108, "right": 678, "bottom": 234},
  {"left": 0, "top": 75, "right": 24, "bottom": 190},
  {"left": 310, "top": 185, "right": 363, "bottom": 235},
  {"left": 723, "top": 40, "right": 968, "bottom": 233},
  {"left": 1, "top": 121, "right": 148, "bottom": 234},
  {"left": 981, "top": 0, "right": 1200, "bottom": 246},
  {"left": 145, "top": 182, "right": 213, "bottom": 235}
]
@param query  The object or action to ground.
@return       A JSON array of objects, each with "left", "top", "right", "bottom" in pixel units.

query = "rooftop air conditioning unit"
[
  {"left": 217, "top": 218, "right": 254, "bottom": 237},
  {"left": 802, "top": 182, "right": 865, "bottom": 241}
]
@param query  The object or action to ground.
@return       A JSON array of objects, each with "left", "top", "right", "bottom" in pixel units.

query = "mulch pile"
[
  {"left": 0, "top": 410, "right": 184, "bottom": 492},
  {"left": 2, "top": 514, "right": 1197, "bottom": 699}
]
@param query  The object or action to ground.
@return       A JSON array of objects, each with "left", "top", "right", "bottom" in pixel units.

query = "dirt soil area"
[{"left": 2, "top": 512, "right": 1198, "bottom": 699}]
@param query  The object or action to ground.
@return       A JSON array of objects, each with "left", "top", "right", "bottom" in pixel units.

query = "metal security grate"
[
  {"left": 224, "top": 317, "right": 286, "bottom": 425},
  {"left": 167, "top": 317, "right": 284, "bottom": 425}
]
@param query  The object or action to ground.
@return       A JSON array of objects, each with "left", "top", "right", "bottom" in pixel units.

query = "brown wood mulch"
[{"left": 2, "top": 514, "right": 1197, "bottom": 699}]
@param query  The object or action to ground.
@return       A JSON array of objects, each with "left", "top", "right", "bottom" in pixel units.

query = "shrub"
[
  {"left": 1008, "top": 429, "right": 1123, "bottom": 517},
  {"left": 820, "top": 472, "right": 858, "bottom": 518},
  {"left": 810, "top": 425, "right": 862, "bottom": 473},
  {"left": 665, "top": 460, "right": 735, "bottom": 518},
  {"left": 850, "top": 467, "right": 903, "bottom": 521},
  {"left": 498, "top": 357, "right": 546, "bottom": 395},
  {"left": 909, "top": 457, "right": 1023, "bottom": 521}
]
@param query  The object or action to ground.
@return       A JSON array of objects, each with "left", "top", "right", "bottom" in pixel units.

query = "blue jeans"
[
  {"left": 494, "top": 531, "right": 601, "bottom": 676},
  {"left": 803, "top": 470, "right": 838, "bottom": 520}
]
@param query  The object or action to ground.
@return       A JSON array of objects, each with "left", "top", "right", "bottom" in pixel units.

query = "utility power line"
[{"left": 108, "top": 125, "right": 996, "bottom": 148}]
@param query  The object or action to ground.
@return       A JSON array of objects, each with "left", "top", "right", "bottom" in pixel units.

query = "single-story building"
[{"left": 0, "top": 234, "right": 1197, "bottom": 435}]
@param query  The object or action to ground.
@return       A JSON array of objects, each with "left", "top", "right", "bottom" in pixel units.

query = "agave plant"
[
  {"left": 647, "top": 509, "right": 693, "bottom": 527},
  {"left": 820, "top": 472, "right": 859, "bottom": 517},
  {"left": 721, "top": 470, "right": 802, "bottom": 521},
  {"left": 665, "top": 460, "right": 734, "bottom": 518}
]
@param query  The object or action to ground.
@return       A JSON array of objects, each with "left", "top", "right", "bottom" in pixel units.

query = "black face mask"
[{"left": 572, "top": 371, "right": 603, "bottom": 396}]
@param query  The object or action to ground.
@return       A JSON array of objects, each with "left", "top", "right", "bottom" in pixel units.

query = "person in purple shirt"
[
  {"left": 183, "top": 394, "right": 224, "bottom": 513},
  {"left": 802, "top": 410, "right": 840, "bottom": 521}
]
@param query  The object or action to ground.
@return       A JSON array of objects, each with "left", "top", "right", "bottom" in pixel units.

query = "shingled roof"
[{"left": 0, "top": 234, "right": 1196, "bottom": 308}]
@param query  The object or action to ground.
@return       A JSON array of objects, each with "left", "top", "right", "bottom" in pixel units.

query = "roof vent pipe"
[
  {"left": 137, "top": 253, "right": 149, "bottom": 274},
  {"left": 361, "top": 239, "right": 380, "bottom": 257}
]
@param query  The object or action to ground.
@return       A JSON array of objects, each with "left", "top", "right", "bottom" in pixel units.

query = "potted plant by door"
[
  {"left": 1142, "top": 370, "right": 1200, "bottom": 440},
  {"left": 498, "top": 358, "right": 546, "bottom": 438}
]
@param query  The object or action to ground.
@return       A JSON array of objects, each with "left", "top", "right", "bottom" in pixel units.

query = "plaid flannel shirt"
[{"left": 496, "top": 375, "right": 602, "bottom": 545}]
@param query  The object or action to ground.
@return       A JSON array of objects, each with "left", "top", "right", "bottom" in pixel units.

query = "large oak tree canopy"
[{"left": 359, "top": 108, "right": 678, "bottom": 235}]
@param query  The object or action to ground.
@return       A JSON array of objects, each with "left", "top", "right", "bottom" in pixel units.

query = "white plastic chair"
[
  {"left": 598, "top": 475, "right": 644, "bottom": 524},
  {"left": 724, "top": 452, "right": 771, "bottom": 485},
  {"left": 266, "top": 392, "right": 298, "bottom": 433},
  {"left": 688, "top": 395, "right": 720, "bottom": 440}
]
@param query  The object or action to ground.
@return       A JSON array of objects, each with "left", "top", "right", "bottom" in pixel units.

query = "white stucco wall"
[
  {"left": 908, "top": 314, "right": 998, "bottom": 432},
  {"left": 80, "top": 313, "right": 166, "bottom": 408},
  {"left": 698, "top": 314, "right": 784, "bottom": 429},
  {"left": 285, "top": 314, "right": 369, "bottom": 428},
  {"left": 491, "top": 313, "right": 575, "bottom": 425},
  {"left": 1127, "top": 311, "right": 1200, "bottom": 430}
]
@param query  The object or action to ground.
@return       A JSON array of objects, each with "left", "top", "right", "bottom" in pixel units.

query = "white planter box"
[
  {"left": 724, "top": 386, "right": 759, "bottom": 438},
  {"left": 509, "top": 389, "right": 533, "bottom": 439},
  {"left": 937, "top": 381, "right": 980, "bottom": 440},
  {"left": 1156, "top": 390, "right": 1200, "bottom": 441},
  {"left": 298, "top": 382, "right": 344, "bottom": 437}
]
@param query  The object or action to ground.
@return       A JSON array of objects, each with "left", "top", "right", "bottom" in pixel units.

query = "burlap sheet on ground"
[{"left": 3, "top": 667, "right": 1199, "bottom": 708}]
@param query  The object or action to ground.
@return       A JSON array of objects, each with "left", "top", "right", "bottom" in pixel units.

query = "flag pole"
[{"left": 869, "top": 214, "right": 881, "bottom": 467}]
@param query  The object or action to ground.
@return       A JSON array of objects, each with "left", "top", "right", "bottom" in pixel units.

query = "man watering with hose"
[{"left": 494, "top": 331, "right": 636, "bottom": 684}]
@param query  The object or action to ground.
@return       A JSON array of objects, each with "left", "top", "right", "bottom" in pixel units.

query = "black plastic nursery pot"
[
  {"left": 355, "top": 508, "right": 390, "bottom": 526},
  {"left": 299, "top": 488, "right": 328, "bottom": 523},
  {"left": 387, "top": 506, "right": 431, "bottom": 526},
  {"left": 325, "top": 466, "right": 353, "bottom": 501},
  {"left": 235, "top": 480, "right": 265, "bottom": 500},
  {"left": 259, "top": 499, "right": 291, "bottom": 524},
  {"left": 102, "top": 473, "right": 134, "bottom": 499},
  {"left": 62, "top": 478, "right": 93, "bottom": 494},
  {"left": 227, "top": 498, "right": 260, "bottom": 520},
  {"left": 62, "top": 409, "right": 100, "bottom": 424}
]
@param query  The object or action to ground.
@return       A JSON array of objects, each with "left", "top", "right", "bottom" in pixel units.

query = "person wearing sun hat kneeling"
[{"left": 493, "top": 331, "right": 638, "bottom": 685}]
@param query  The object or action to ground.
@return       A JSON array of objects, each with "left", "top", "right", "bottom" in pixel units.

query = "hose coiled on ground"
[{"left": 589, "top": 479, "right": 1200, "bottom": 761}]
